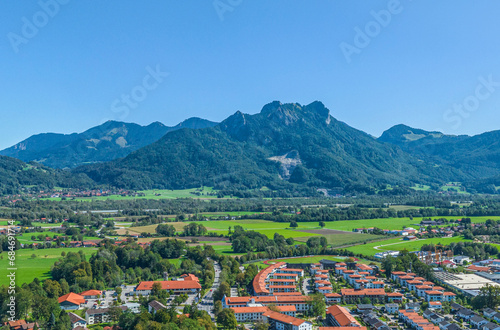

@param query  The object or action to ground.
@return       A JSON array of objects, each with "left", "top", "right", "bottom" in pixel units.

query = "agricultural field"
[
  {"left": 388, "top": 205, "right": 431, "bottom": 211},
  {"left": 33, "top": 222, "right": 65, "bottom": 228},
  {"left": 48, "top": 187, "right": 233, "bottom": 201},
  {"left": 115, "top": 216, "right": 500, "bottom": 246},
  {"left": 248, "top": 255, "right": 379, "bottom": 269},
  {"left": 0, "top": 248, "right": 97, "bottom": 286},
  {"left": 320, "top": 216, "right": 500, "bottom": 232},
  {"left": 294, "top": 229, "right": 382, "bottom": 247},
  {"left": 345, "top": 236, "right": 468, "bottom": 256},
  {"left": 15, "top": 231, "right": 96, "bottom": 244}
]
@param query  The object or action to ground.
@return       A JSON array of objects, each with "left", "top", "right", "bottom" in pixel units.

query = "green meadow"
[
  {"left": 5, "top": 215, "right": 499, "bottom": 286},
  {"left": 345, "top": 236, "right": 467, "bottom": 256},
  {"left": 47, "top": 187, "right": 233, "bottom": 201},
  {"left": 0, "top": 248, "right": 97, "bottom": 286},
  {"left": 15, "top": 231, "right": 95, "bottom": 244}
]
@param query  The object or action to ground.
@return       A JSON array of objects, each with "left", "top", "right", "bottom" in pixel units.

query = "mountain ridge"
[
  {"left": 0, "top": 117, "right": 218, "bottom": 169},
  {"left": 74, "top": 101, "right": 472, "bottom": 191}
]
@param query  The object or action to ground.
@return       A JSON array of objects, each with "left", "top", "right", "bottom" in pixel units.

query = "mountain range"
[
  {"left": 0, "top": 117, "right": 217, "bottom": 169},
  {"left": 1, "top": 101, "right": 499, "bottom": 194}
]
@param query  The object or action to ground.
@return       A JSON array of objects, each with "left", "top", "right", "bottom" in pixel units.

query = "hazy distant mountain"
[
  {"left": 75, "top": 101, "right": 468, "bottom": 191},
  {"left": 0, "top": 118, "right": 217, "bottom": 169},
  {"left": 379, "top": 125, "right": 500, "bottom": 180}
]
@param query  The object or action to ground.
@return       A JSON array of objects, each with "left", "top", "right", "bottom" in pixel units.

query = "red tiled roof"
[
  {"left": 136, "top": 280, "right": 201, "bottom": 291},
  {"left": 467, "top": 265, "right": 491, "bottom": 272},
  {"left": 269, "top": 285, "right": 296, "bottom": 289},
  {"left": 58, "top": 293, "right": 85, "bottom": 306},
  {"left": 341, "top": 288, "right": 386, "bottom": 296},
  {"left": 253, "top": 262, "right": 287, "bottom": 295},
  {"left": 387, "top": 292, "right": 403, "bottom": 297},
  {"left": 231, "top": 306, "right": 269, "bottom": 314},
  {"left": 263, "top": 310, "right": 308, "bottom": 327},
  {"left": 181, "top": 273, "right": 199, "bottom": 282},
  {"left": 327, "top": 305, "right": 360, "bottom": 327},
  {"left": 320, "top": 328, "right": 367, "bottom": 330},
  {"left": 324, "top": 293, "right": 341, "bottom": 297},
  {"left": 80, "top": 290, "right": 103, "bottom": 297}
]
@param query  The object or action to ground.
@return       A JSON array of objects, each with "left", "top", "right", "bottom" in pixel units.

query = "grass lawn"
[
  {"left": 0, "top": 219, "right": 18, "bottom": 226},
  {"left": 411, "top": 185, "right": 431, "bottom": 191},
  {"left": 0, "top": 248, "right": 97, "bottom": 286},
  {"left": 33, "top": 222, "right": 64, "bottom": 228},
  {"left": 266, "top": 255, "right": 349, "bottom": 264},
  {"left": 345, "top": 236, "right": 467, "bottom": 256},
  {"left": 199, "top": 212, "right": 272, "bottom": 218},
  {"left": 210, "top": 244, "right": 245, "bottom": 256},
  {"left": 388, "top": 205, "right": 429, "bottom": 211}
]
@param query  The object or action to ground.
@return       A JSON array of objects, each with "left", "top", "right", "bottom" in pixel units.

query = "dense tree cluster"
[{"left": 421, "top": 241, "right": 499, "bottom": 261}]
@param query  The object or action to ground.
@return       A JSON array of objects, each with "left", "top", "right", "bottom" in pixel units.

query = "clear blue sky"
[{"left": 1, "top": 1, "right": 500, "bottom": 150}]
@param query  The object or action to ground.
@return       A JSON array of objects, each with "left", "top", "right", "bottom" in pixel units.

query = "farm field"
[
  {"left": 345, "top": 236, "right": 468, "bottom": 256},
  {"left": 0, "top": 248, "right": 97, "bottom": 286},
  {"left": 248, "top": 255, "right": 379, "bottom": 269},
  {"left": 115, "top": 216, "right": 500, "bottom": 244},
  {"left": 15, "top": 231, "right": 96, "bottom": 244},
  {"left": 294, "top": 229, "right": 382, "bottom": 247},
  {"left": 388, "top": 205, "right": 431, "bottom": 211},
  {"left": 33, "top": 222, "right": 65, "bottom": 228},
  {"left": 321, "top": 216, "right": 500, "bottom": 232},
  {"left": 48, "top": 188, "right": 233, "bottom": 201}
]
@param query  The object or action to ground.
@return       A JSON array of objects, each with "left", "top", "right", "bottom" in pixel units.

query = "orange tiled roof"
[
  {"left": 136, "top": 280, "right": 201, "bottom": 291},
  {"left": 341, "top": 288, "right": 386, "bottom": 296},
  {"left": 327, "top": 305, "right": 360, "bottom": 327},
  {"left": 58, "top": 293, "right": 85, "bottom": 305},
  {"left": 320, "top": 328, "right": 367, "bottom": 330},
  {"left": 80, "top": 290, "right": 103, "bottom": 296},
  {"left": 263, "top": 310, "right": 307, "bottom": 327}
]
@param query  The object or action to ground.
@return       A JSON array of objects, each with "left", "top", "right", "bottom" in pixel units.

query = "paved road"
[
  {"left": 197, "top": 260, "right": 221, "bottom": 320},
  {"left": 83, "top": 285, "right": 136, "bottom": 309},
  {"left": 303, "top": 277, "right": 312, "bottom": 295}
]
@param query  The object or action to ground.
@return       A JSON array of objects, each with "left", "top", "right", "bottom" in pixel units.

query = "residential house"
[
  {"left": 85, "top": 306, "right": 127, "bottom": 325},
  {"left": 68, "top": 312, "right": 87, "bottom": 329},
  {"left": 385, "top": 304, "right": 399, "bottom": 314},
  {"left": 148, "top": 300, "right": 166, "bottom": 314},
  {"left": 470, "top": 316, "right": 488, "bottom": 329}
]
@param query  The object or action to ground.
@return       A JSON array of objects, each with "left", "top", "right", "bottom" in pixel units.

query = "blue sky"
[{"left": 1, "top": 1, "right": 500, "bottom": 150}]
